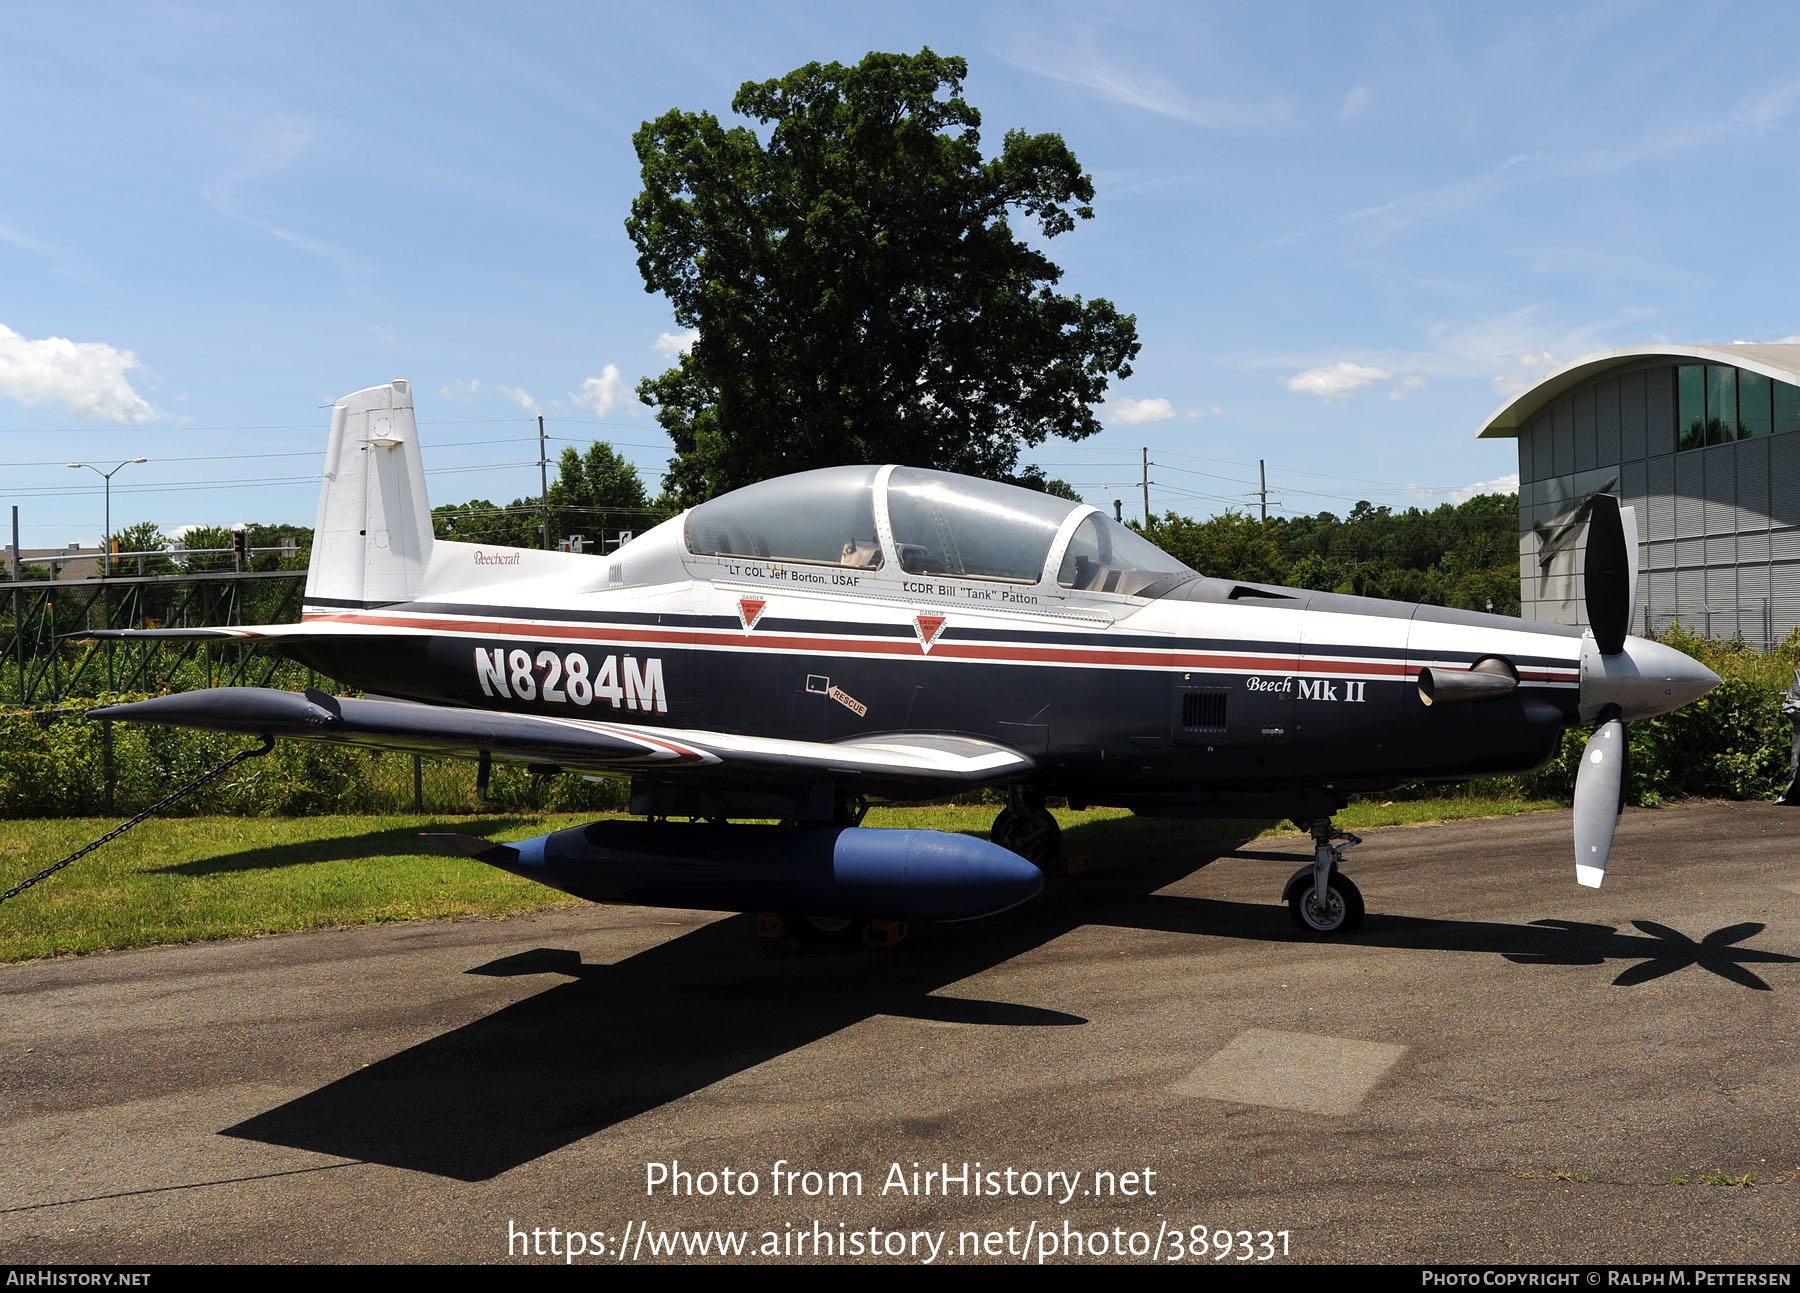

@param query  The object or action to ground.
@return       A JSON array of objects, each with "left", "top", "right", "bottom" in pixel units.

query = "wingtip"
[{"left": 1575, "top": 864, "right": 1606, "bottom": 889}]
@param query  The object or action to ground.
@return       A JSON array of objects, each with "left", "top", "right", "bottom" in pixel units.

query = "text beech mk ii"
[{"left": 97, "top": 381, "right": 1718, "bottom": 935}]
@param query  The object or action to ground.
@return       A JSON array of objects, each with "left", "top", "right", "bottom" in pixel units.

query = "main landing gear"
[
  {"left": 991, "top": 789, "right": 1061, "bottom": 867},
  {"left": 1282, "top": 819, "right": 1365, "bottom": 935}
]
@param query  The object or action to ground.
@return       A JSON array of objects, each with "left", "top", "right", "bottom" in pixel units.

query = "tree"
[
  {"left": 628, "top": 48, "right": 1139, "bottom": 503},
  {"left": 547, "top": 442, "right": 652, "bottom": 545},
  {"left": 434, "top": 441, "right": 657, "bottom": 551}
]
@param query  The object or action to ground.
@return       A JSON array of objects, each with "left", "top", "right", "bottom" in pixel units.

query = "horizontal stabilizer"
[{"left": 94, "top": 688, "right": 1035, "bottom": 794}]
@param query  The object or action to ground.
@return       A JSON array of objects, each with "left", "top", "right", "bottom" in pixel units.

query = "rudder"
[{"left": 306, "top": 380, "right": 434, "bottom": 607}]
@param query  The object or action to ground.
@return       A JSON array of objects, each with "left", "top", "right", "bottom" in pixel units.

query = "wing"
[{"left": 92, "top": 688, "right": 1033, "bottom": 796}]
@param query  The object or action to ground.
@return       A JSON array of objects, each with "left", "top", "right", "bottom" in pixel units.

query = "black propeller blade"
[{"left": 1584, "top": 494, "right": 1631, "bottom": 656}]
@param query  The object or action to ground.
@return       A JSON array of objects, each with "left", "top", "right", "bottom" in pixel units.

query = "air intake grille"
[{"left": 1180, "top": 688, "right": 1228, "bottom": 731}]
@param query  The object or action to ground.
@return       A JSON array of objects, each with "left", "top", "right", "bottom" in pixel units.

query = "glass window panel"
[
  {"left": 1705, "top": 366, "right": 1736, "bottom": 445},
  {"left": 1677, "top": 365, "right": 1706, "bottom": 450},
  {"left": 887, "top": 467, "right": 1078, "bottom": 581},
  {"left": 1057, "top": 514, "right": 1195, "bottom": 596},
  {"left": 1775, "top": 380, "right": 1800, "bottom": 437},
  {"left": 684, "top": 466, "right": 883, "bottom": 568},
  {"left": 1739, "top": 370, "right": 1773, "bottom": 438}
]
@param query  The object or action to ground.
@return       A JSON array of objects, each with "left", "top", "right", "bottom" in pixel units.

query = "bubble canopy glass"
[{"left": 683, "top": 465, "right": 1196, "bottom": 593}]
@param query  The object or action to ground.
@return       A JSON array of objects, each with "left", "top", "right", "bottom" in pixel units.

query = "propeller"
[
  {"left": 1570, "top": 494, "right": 1722, "bottom": 888},
  {"left": 1573, "top": 495, "right": 1636, "bottom": 888}
]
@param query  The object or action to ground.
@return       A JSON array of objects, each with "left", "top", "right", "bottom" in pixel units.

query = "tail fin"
[{"left": 307, "top": 380, "right": 434, "bottom": 607}]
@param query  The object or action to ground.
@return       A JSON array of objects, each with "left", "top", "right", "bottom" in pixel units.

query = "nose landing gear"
[
  {"left": 991, "top": 789, "right": 1061, "bottom": 867},
  {"left": 1282, "top": 819, "right": 1365, "bottom": 935}
]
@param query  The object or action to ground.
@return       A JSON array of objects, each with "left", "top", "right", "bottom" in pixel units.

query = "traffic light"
[{"left": 232, "top": 530, "right": 247, "bottom": 559}]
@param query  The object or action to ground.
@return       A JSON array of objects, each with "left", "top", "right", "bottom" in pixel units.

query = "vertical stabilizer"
[{"left": 306, "top": 380, "right": 434, "bottom": 607}]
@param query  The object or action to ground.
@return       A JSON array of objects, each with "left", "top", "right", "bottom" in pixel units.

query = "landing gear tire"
[
  {"left": 801, "top": 913, "right": 860, "bottom": 940},
  {"left": 1287, "top": 871, "right": 1364, "bottom": 935},
  {"left": 991, "top": 806, "right": 1060, "bottom": 867}
]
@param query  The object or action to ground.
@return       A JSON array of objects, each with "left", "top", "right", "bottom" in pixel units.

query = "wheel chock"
[
  {"left": 1044, "top": 852, "right": 1089, "bottom": 877},
  {"left": 757, "top": 913, "right": 790, "bottom": 939},
  {"left": 862, "top": 920, "right": 909, "bottom": 948}
]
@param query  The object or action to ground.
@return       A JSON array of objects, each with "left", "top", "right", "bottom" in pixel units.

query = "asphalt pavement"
[{"left": 3, "top": 801, "right": 1797, "bottom": 1264}]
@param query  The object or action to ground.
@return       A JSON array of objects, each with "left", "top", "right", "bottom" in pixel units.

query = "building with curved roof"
[{"left": 1477, "top": 344, "right": 1800, "bottom": 646}]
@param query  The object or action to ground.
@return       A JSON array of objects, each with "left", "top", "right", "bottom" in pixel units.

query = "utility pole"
[
  {"left": 1259, "top": 459, "right": 1268, "bottom": 523},
  {"left": 538, "top": 414, "right": 551, "bottom": 551},
  {"left": 1141, "top": 447, "right": 1150, "bottom": 528}
]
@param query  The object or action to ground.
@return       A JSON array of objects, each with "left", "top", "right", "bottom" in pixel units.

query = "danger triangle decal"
[
  {"left": 914, "top": 614, "right": 947, "bottom": 653},
  {"left": 738, "top": 598, "right": 766, "bottom": 632}
]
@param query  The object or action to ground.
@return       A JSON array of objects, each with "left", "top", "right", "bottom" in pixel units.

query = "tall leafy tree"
[{"left": 628, "top": 48, "right": 1139, "bottom": 502}]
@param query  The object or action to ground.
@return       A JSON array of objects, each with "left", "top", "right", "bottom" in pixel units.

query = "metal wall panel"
[
  {"left": 1740, "top": 531, "right": 1771, "bottom": 563},
  {"left": 1772, "top": 562, "right": 1800, "bottom": 639},
  {"left": 1553, "top": 401, "right": 1575, "bottom": 478},
  {"left": 1704, "top": 535, "right": 1737, "bottom": 566},
  {"left": 1573, "top": 387, "right": 1597, "bottom": 472},
  {"left": 1620, "top": 370, "right": 1648, "bottom": 461},
  {"left": 1620, "top": 459, "right": 1646, "bottom": 509},
  {"left": 1644, "top": 365, "right": 1675, "bottom": 456},
  {"left": 1517, "top": 422, "right": 1534, "bottom": 483},
  {"left": 1595, "top": 376, "right": 1622, "bottom": 466},
  {"left": 1644, "top": 568, "right": 1677, "bottom": 629},
  {"left": 1737, "top": 564, "right": 1773, "bottom": 647},
  {"left": 1677, "top": 537, "right": 1706, "bottom": 567},
  {"left": 1704, "top": 446, "right": 1735, "bottom": 535},
  {"left": 1774, "top": 529, "right": 1800, "bottom": 561},
  {"left": 1643, "top": 538, "right": 1678, "bottom": 570},
  {"left": 1771, "top": 433, "right": 1800, "bottom": 526},
  {"left": 1645, "top": 456, "right": 1676, "bottom": 540},
  {"left": 1734, "top": 436, "right": 1771, "bottom": 527},
  {"left": 1674, "top": 453, "right": 1705, "bottom": 537}
]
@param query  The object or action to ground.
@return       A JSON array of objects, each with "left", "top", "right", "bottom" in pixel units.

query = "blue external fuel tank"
[{"left": 454, "top": 821, "right": 1045, "bottom": 923}]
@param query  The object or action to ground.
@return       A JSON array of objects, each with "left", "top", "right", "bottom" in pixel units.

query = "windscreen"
[
  {"left": 1056, "top": 513, "right": 1196, "bottom": 597},
  {"left": 886, "top": 467, "right": 1080, "bottom": 582}
]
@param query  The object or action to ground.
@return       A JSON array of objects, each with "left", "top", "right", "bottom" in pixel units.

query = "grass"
[{"left": 0, "top": 792, "right": 1564, "bottom": 964}]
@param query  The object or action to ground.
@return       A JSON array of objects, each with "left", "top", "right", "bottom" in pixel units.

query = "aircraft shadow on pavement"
[
  {"left": 221, "top": 829, "right": 1795, "bottom": 1181},
  {"left": 153, "top": 819, "right": 538, "bottom": 876}
]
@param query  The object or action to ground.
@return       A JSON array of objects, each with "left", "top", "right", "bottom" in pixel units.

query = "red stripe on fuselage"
[{"left": 298, "top": 609, "right": 1579, "bottom": 682}]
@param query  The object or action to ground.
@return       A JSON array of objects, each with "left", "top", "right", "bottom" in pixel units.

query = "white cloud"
[
  {"left": 439, "top": 378, "right": 481, "bottom": 402},
  {"left": 1000, "top": 36, "right": 1289, "bottom": 129},
  {"left": 0, "top": 323, "right": 157, "bottom": 422},
  {"left": 653, "top": 329, "right": 699, "bottom": 358},
  {"left": 1285, "top": 361, "right": 1390, "bottom": 402},
  {"left": 1491, "top": 351, "right": 1560, "bottom": 396},
  {"left": 1388, "top": 375, "right": 1426, "bottom": 401},
  {"left": 1449, "top": 473, "right": 1519, "bottom": 504},
  {"left": 1109, "top": 396, "right": 1176, "bottom": 424},
  {"left": 1737, "top": 79, "right": 1800, "bottom": 129},
  {"left": 1340, "top": 86, "right": 1369, "bottom": 121},
  {"left": 499, "top": 385, "right": 541, "bottom": 415},
  {"left": 571, "top": 365, "right": 628, "bottom": 418},
  {"left": 1185, "top": 405, "right": 1225, "bottom": 420}
]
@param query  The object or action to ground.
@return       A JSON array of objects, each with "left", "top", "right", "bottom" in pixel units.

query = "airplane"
[{"left": 93, "top": 379, "right": 1720, "bottom": 937}]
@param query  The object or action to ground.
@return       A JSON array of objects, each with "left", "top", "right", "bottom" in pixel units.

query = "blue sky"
[{"left": 5, "top": 1, "right": 1799, "bottom": 550}]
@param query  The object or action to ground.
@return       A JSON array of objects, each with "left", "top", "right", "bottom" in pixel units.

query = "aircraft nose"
[{"left": 1581, "top": 634, "right": 1720, "bottom": 722}]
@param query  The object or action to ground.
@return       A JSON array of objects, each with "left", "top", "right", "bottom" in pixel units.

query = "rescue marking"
[{"left": 828, "top": 685, "right": 868, "bottom": 717}]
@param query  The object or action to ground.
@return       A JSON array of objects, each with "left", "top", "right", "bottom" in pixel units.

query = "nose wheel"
[
  {"left": 991, "top": 792, "right": 1061, "bottom": 867},
  {"left": 1281, "top": 819, "right": 1365, "bottom": 935}
]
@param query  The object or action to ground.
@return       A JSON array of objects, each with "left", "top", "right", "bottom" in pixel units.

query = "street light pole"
[{"left": 67, "top": 458, "right": 147, "bottom": 577}]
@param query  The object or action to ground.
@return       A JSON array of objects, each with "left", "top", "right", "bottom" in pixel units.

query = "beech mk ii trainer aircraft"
[{"left": 97, "top": 381, "right": 1719, "bottom": 935}]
